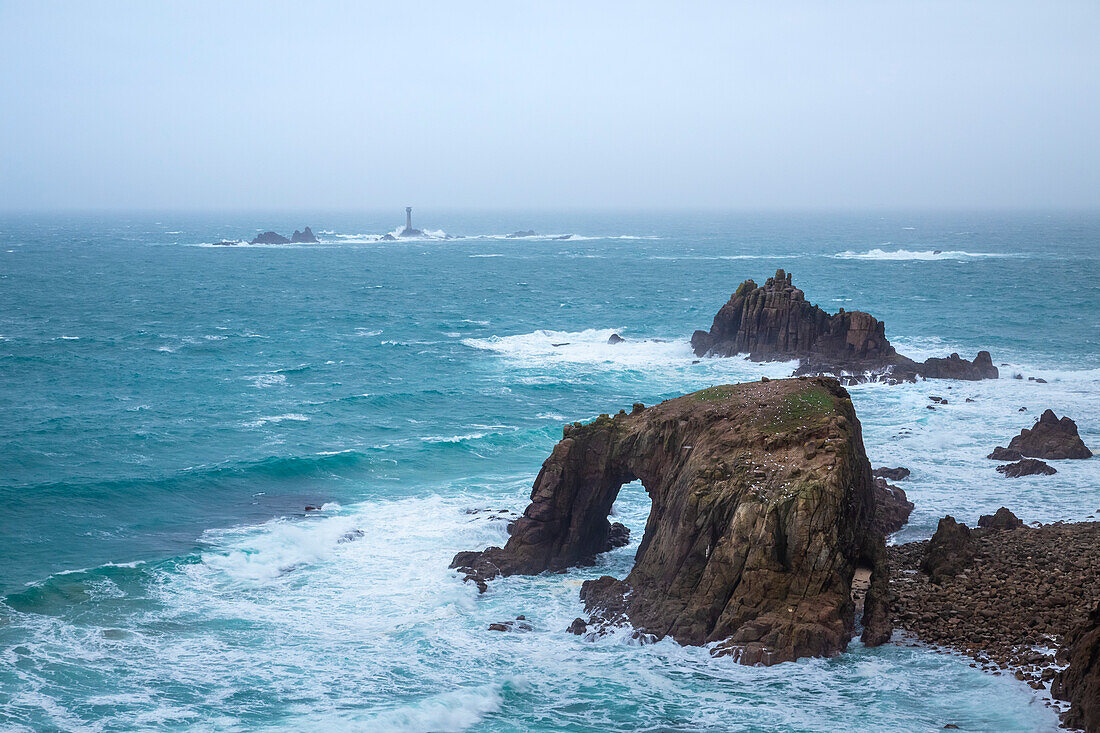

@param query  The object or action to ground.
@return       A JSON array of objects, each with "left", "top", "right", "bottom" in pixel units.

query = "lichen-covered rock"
[
  {"left": 1007, "top": 409, "right": 1093, "bottom": 460},
  {"left": 691, "top": 270, "right": 998, "bottom": 383},
  {"left": 996, "top": 458, "right": 1056, "bottom": 477},
  {"left": 451, "top": 377, "right": 889, "bottom": 665},
  {"left": 1053, "top": 602, "right": 1100, "bottom": 733},
  {"left": 920, "top": 516, "right": 974, "bottom": 585}
]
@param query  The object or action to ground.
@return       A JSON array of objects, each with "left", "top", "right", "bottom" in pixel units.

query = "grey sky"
[{"left": 1, "top": 1, "right": 1097, "bottom": 211}]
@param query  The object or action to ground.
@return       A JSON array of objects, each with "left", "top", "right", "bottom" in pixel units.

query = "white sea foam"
[
  {"left": 2, "top": 484, "right": 1066, "bottom": 731},
  {"left": 832, "top": 248, "right": 1012, "bottom": 261},
  {"left": 358, "top": 683, "right": 505, "bottom": 732},
  {"left": 421, "top": 432, "right": 489, "bottom": 444},
  {"left": 246, "top": 373, "right": 287, "bottom": 388},
  {"left": 461, "top": 327, "right": 797, "bottom": 384},
  {"left": 241, "top": 413, "right": 310, "bottom": 428}
]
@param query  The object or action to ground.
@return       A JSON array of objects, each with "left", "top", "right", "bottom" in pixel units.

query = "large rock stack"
[
  {"left": 452, "top": 377, "right": 891, "bottom": 665},
  {"left": 691, "top": 270, "right": 998, "bottom": 383}
]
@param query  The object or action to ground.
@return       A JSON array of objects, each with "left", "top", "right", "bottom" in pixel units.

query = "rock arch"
[{"left": 452, "top": 377, "right": 891, "bottom": 664}]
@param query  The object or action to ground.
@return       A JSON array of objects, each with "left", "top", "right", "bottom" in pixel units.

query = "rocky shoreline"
[{"left": 887, "top": 517, "right": 1100, "bottom": 729}]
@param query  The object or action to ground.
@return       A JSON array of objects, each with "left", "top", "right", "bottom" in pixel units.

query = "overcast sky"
[{"left": 1, "top": 1, "right": 1097, "bottom": 211}]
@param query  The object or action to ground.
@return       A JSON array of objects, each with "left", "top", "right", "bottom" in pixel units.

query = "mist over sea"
[{"left": 1, "top": 211, "right": 1097, "bottom": 731}]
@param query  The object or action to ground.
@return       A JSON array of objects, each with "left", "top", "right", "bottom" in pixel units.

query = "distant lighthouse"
[{"left": 399, "top": 206, "right": 423, "bottom": 237}]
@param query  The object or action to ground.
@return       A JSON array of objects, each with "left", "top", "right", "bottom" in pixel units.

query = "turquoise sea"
[{"left": 1, "top": 211, "right": 1098, "bottom": 731}]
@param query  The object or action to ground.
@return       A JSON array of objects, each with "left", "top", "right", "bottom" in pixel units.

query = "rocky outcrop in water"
[
  {"left": 506, "top": 230, "right": 536, "bottom": 238},
  {"left": 451, "top": 377, "right": 890, "bottom": 665},
  {"left": 251, "top": 231, "right": 290, "bottom": 244},
  {"left": 996, "top": 458, "right": 1056, "bottom": 477},
  {"left": 690, "top": 270, "right": 998, "bottom": 383},
  {"left": 290, "top": 226, "right": 318, "bottom": 243},
  {"left": 871, "top": 478, "right": 914, "bottom": 535},
  {"left": 1053, "top": 602, "right": 1100, "bottom": 733},
  {"left": 873, "top": 466, "right": 910, "bottom": 481},
  {"left": 1005, "top": 409, "right": 1092, "bottom": 460},
  {"left": 987, "top": 446, "right": 1023, "bottom": 461}
]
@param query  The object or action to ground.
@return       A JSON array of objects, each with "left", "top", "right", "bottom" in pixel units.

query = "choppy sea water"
[{"left": 1, "top": 211, "right": 1097, "bottom": 732}]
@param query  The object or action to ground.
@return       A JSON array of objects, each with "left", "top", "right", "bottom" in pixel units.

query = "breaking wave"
[{"left": 832, "top": 249, "right": 1013, "bottom": 261}]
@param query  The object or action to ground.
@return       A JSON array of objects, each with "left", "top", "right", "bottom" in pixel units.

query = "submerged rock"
[
  {"left": 451, "top": 377, "right": 890, "bottom": 664},
  {"left": 690, "top": 270, "right": 998, "bottom": 383},
  {"left": 996, "top": 458, "right": 1056, "bottom": 477},
  {"left": 290, "top": 226, "right": 318, "bottom": 243},
  {"left": 1006, "top": 409, "right": 1092, "bottom": 460},
  {"left": 506, "top": 230, "right": 537, "bottom": 238},
  {"left": 250, "top": 231, "right": 290, "bottom": 244}
]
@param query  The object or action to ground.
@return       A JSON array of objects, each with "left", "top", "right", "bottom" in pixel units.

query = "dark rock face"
[
  {"left": 977, "top": 507, "right": 1024, "bottom": 530},
  {"left": 290, "top": 226, "right": 318, "bottom": 243},
  {"left": 987, "top": 446, "right": 1023, "bottom": 461},
  {"left": 1053, "top": 602, "right": 1100, "bottom": 733},
  {"left": 917, "top": 351, "right": 997, "bottom": 381},
  {"left": 920, "top": 516, "right": 974, "bottom": 585},
  {"left": 873, "top": 466, "right": 910, "bottom": 481},
  {"left": 250, "top": 231, "right": 290, "bottom": 244},
  {"left": 996, "top": 458, "right": 1056, "bottom": 477},
  {"left": 691, "top": 270, "right": 998, "bottom": 383},
  {"left": 607, "top": 333, "right": 625, "bottom": 345},
  {"left": 1007, "top": 409, "right": 1093, "bottom": 460},
  {"left": 871, "top": 478, "right": 914, "bottom": 535},
  {"left": 451, "top": 377, "right": 890, "bottom": 665}
]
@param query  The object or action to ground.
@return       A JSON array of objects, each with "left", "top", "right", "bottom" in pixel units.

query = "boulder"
[
  {"left": 977, "top": 507, "right": 1024, "bottom": 530},
  {"left": 1007, "top": 409, "right": 1092, "bottom": 460},
  {"left": 290, "top": 226, "right": 318, "bottom": 243},
  {"left": 873, "top": 467, "right": 910, "bottom": 481},
  {"left": 871, "top": 478, "right": 914, "bottom": 535},
  {"left": 920, "top": 516, "right": 974, "bottom": 585},
  {"left": 987, "top": 446, "right": 1023, "bottom": 461},
  {"left": 996, "top": 458, "right": 1056, "bottom": 477},
  {"left": 250, "top": 231, "right": 290, "bottom": 244},
  {"left": 607, "top": 333, "right": 625, "bottom": 345},
  {"left": 691, "top": 270, "right": 998, "bottom": 383},
  {"left": 1053, "top": 602, "right": 1100, "bottom": 733},
  {"left": 451, "top": 377, "right": 889, "bottom": 664}
]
